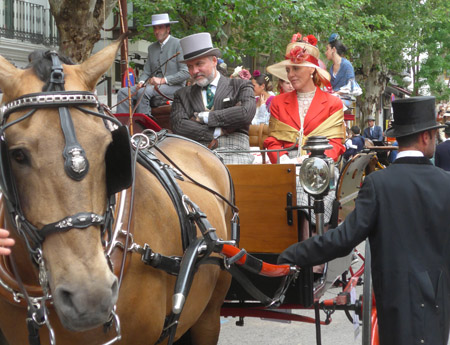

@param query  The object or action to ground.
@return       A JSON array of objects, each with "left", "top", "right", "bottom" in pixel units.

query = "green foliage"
[{"left": 130, "top": 0, "right": 450, "bottom": 102}]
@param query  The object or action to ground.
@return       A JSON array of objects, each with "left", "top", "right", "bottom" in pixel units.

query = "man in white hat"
[
  {"left": 170, "top": 33, "right": 256, "bottom": 164},
  {"left": 362, "top": 115, "right": 383, "bottom": 141},
  {"left": 116, "top": 13, "right": 189, "bottom": 116}
]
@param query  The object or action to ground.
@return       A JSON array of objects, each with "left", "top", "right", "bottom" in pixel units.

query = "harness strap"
[
  {"left": 39, "top": 212, "right": 106, "bottom": 240},
  {"left": 140, "top": 244, "right": 181, "bottom": 276},
  {"left": 137, "top": 148, "right": 196, "bottom": 250},
  {"left": 26, "top": 305, "right": 44, "bottom": 345}
]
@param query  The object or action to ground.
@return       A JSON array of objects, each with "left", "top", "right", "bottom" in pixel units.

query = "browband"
[{"left": 1, "top": 91, "right": 98, "bottom": 120}]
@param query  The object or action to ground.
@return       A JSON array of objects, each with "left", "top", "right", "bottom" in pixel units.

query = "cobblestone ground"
[{"left": 219, "top": 284, "right": 363, "bottom": 345}]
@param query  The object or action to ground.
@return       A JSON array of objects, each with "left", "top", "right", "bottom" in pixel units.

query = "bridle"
[
  {"left": 0, "top": 51, "right": 132, "bottom": 252},
  {"left": 0, "top": 51, "right": 132, "bottom": 344}
]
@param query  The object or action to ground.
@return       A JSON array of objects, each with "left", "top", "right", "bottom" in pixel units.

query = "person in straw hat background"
[
  {"left": 278, "top": 96, "right": 450, "bottom": 345},
  {"left": 170, "top": 32, "right": 256, "bottom": 164},
  {"left": 116, "top": 13, "right": 189, "bottom": 116},
  {"left": 264, "top": 32, "right": 345, "bottom": 165}
]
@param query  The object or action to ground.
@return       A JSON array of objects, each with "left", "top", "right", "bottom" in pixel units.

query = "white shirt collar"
[
  {"left": 210, "top": 70, "right": 221, "bottom": 88},
  {"left": 160, "top": 35, "right": 171, "bottom": 47},
  {"left": 396, "top": 150, "right": 424, "bottom": 159}
]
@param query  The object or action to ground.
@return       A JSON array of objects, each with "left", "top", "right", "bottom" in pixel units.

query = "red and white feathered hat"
[{"left": 267, "top": 33, "right": 331, "bottom": 88}]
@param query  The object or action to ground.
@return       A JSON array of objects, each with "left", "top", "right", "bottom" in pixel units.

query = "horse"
[{"left": 0, "top": 37, "right": 232, "bottom": 344}]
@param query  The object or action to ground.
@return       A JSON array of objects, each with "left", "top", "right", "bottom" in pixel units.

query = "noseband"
[{"left": 0, "top": 51, "right": 132, "bottom": 253}]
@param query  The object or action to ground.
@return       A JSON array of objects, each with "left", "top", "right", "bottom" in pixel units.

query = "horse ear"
[
  {"left": 78, "top": 35, "right": 126, "bottom": 90},
  {"left": 0, "top": 56, "right": 22, "bottom": 99}
]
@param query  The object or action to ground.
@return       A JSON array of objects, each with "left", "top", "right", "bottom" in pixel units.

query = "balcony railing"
[{"left": 0, "top": 0, "right": 58, "bottom": 46}]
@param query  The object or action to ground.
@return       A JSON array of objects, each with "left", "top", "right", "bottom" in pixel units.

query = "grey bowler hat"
[
  {"left": 367, "top": 115, "right": 376, "bottom": 121},
  {"left": 179, "top": 33, "right": 221, "bottom": 63},
  {"left": 385, "top": 96, "right": 445, "bottom": 138},
  {"left": 143, "top": 13, "right": 178, "bottom": 27}
]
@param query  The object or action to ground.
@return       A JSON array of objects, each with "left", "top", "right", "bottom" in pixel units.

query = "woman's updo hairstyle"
[
  {"left": 328, "top": 33, "right": 348, "bottom": 56},
  {"left": 252, "top": 70, "right": 273, "bottom": 92}
]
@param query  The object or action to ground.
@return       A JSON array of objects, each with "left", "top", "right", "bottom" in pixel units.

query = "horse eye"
[{"left": 10, "top": 149, "right": 29, "bottom": 164}]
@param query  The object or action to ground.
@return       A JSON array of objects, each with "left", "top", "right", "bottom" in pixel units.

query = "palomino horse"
[{"left": 0, "top": 38, "right": 232, "bottom": 344}]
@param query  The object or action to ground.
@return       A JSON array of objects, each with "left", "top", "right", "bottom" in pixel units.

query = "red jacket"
[{"left": 264, "top": 88, "right": 345, "bottom": 164}]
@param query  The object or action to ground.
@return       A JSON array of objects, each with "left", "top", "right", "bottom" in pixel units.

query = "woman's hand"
[
  {"left": 0, "top": 229, "right": 14, "bottom": 255},
  {"left": 257, "top": 94, "right": 266, "bottom": 107}
]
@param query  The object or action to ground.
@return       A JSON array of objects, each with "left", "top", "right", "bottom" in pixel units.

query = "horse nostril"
[
  {"left": 111, "top": 278, "right": 118, "bottom": 299},
  {"left": 59, "top": 289, "right": 75, "bottom": 310}
]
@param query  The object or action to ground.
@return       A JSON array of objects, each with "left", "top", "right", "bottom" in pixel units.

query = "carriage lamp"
[
  {"left": 299, "top": 136, "right": 335, "bottom": 235},
  {"left": 299, "top": 136, "right": 334, "bottom": 196},
  {"left": 299, "top": 157, "right": 330, "bottom": 195}
]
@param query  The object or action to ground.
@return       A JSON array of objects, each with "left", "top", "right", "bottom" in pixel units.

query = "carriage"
[{"left": 0, "top": 38, "right": 387, "bottom": 345}]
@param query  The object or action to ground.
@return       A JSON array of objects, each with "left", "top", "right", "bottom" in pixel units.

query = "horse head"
[{"left": 0, "top": 39, "right": 127, "bottom": 331}]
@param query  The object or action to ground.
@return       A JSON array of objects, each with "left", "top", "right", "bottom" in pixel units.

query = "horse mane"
[{"left": 27, "top": 50, "right": 75, "bottom": 91}]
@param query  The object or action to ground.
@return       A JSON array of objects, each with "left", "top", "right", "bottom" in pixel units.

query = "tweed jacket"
[
  {"left": 279, "top": 156, "right": 450, "bottom": 345},
  {"left": 435, "top": 140, "right": 450, "bottom": 171},
  {"left": 140, "top": 35, "right": 189, "bottom": 86},
  {"left": 263, "top": 88, "right": 345, "bottom": 163},
  {"left": 170, "top": 75, "right": 256, "bottom": 144}
]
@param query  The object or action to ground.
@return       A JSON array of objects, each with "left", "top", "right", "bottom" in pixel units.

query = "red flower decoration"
[
  {"left": 288, "top": 46, "right": 310, "bottom": 64},
  {"left": 290, "top": 33, "right": 318, "bottom": 46},
  {"left": 291, "top": 33, "right": 302, "bottom": 43},
  {"left": 306, "top": 35, "right": 318, "bottom": 46},
  {"left": 238, "top": 69, "right": 251, "bottom": 80}
]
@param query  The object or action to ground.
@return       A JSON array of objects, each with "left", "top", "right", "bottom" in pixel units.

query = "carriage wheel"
[{"left": 361, "top": 240, "right": 372, "bottom": 345}]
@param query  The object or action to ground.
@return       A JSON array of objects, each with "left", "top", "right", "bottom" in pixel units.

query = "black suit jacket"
[
  {"left": 435, "top": 140, "right": 450, "bottom": 171},
  {"left": 279, "top": 157, "right": 450, "bottom": 345},
  {"left": 170, "top": 75, "right": 256, "bottom": 144}
]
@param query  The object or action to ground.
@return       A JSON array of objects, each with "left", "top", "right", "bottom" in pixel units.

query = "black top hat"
[{"left": 385, "top": 96, "right": 445, "bottom": 138}]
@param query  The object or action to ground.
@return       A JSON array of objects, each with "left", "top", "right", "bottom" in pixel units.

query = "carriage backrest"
[{"left": 248, "top": 124, "right": 269, "bottom": 150}]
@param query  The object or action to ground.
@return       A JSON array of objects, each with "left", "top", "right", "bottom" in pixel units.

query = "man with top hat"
[
  {"left": 116, "top": 13, "right": 189, "bottom": 116},
  {"left": 435, "top": 121, "right": 450, "bottom": 171},
  {"left": 170, "top": 33, "right": 256, "bottom": 164},
  {"left": 278, "top": 96, "right": 450, "bottom": 345},
  {"left": 362, "top": 115, "right": 383, "bottom": 142}
]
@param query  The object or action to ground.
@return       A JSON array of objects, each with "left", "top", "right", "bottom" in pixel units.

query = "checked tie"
[{"left": 206, "top": 84, "right": 214, "bottom": 110}]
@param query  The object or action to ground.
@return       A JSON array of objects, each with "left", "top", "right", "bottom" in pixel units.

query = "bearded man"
[{"left": 170, "top": 33, "right": 256, "bottom": 164}]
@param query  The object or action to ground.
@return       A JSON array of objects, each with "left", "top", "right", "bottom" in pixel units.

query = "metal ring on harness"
[{"left": 131, "top": 133, "right": 151, "bottom": 150}]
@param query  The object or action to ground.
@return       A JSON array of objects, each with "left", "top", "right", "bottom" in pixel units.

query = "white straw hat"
[
  {"left": 267, "top": 33, "right": 331, "bottom": 88},
  {"left": 144, "top": 13, "right": 178, "bottom": 27}
]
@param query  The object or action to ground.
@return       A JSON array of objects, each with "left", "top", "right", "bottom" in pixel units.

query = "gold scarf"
[{"left": 268, "top": 108, "right": 345, "bottom": 155}]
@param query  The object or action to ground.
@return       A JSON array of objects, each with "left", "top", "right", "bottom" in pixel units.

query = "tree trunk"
[
  {"left": 357, "top": 48, "right": 388, "bottom": 127},
  {"left": 49, "top": 0, "right": 116, "bottom": 63}
]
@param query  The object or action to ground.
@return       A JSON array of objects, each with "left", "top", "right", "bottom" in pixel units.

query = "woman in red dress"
[{"left": 265, "top": 33, "right": 345, "bottom": 164}]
